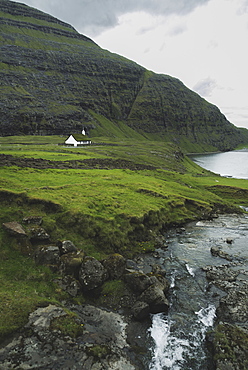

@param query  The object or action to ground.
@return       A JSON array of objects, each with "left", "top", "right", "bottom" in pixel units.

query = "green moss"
[
  {"left": 93, "top": 280, "right": 128, "bottom": 308},
  {"left": 213, "top": 324, "right": 248, "bottom": 367},
  {"left": 50, "top": 311, "right": 84, "bottom": 338},
  {"left": 86, "top": 344, "right": 111, "bottom": 359}
]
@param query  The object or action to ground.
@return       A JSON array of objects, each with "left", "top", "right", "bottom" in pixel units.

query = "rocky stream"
[{"left": 0, "top": 213, "right": 248, "bottom": 369}]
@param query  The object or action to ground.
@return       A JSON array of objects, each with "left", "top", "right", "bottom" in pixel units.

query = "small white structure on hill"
[{"left": 64, "top": 133, "right": 91, "bottom": 147}]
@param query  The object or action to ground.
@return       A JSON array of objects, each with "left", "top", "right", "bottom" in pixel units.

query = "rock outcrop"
[
  {"left": 0, "top": 304, "right": 138, "bottom": 369},
  {"left": 204, "top": 260, "right": 248, "bottom": 369},
  {"left": 2, "top": 217, "right": 170, "bottom": 321}
]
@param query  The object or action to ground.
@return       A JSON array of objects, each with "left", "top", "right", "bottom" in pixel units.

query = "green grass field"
[{"left": 1, "top": 135, "right": 248, "bottom": 341}]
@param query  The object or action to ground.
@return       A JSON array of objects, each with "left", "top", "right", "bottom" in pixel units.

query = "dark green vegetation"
[
  {"left": 1, "top": 136, "right": 248, "bottom": 342},
  {"left": 212, "top": 324, "right": 248, "bottom": 368},
  {"left": 1, "top": 0, "right": 248, "bottom": 151},
  {"left": 50, "top": 310, "right": 85, "bottom": 338}
]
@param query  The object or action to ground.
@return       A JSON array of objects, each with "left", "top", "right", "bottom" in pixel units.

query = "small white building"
[{"left": 64, "top": 134, "right": 91, "bottom": 147}]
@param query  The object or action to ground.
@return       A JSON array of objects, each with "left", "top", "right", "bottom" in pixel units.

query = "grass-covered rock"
[{"left": 211, "top": 324, "right": 248, "bottom": 369}]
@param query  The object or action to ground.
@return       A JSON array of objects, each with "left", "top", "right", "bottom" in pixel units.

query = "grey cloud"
[
  {"left": 193, "top": 77, "right": 217, "bottom": 97},
  {"left": 168, "top": 24, "right": 187, "bottom": 36},
  {"left": 137, "top": 24, "right": 158, "bottom": 36},
  {"left": 18, "top": 0, "right": 211, "bottom": 36},
  {"left": 236, "top": 0, "right": 248, "bottom": 15}
]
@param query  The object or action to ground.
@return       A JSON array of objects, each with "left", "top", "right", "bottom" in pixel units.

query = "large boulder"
[
  {"left": 139, "top": 284, "right": 169, "bottom": 314},
  {"left": 153, "top": 274, "right": 170, "bottom": 294},
  {"left": 0, "top": 303, "right": 136, "bottom": 369},
  {"left": 60, "top": 250, "right": 85, "bottom": 278},
  {"left": 59, "top": 240, "right": 78, "bottom": 255},
  {"left": 54, "top": 276, "right": 81, "bottom": 297},
  {"left": 210, "top": 323, "right": 248, "bottom": 370},
  {"left": 124, "top": 271, "right": 170, "bottom": 295},
  {"left": 124, "top": 271, "right": 154, "bottom": 294},
  {"left": 34, "top": 245, "right": 60, "bottom": 267},
  {"left": 79, "top": 256, "right": 108, "bottom": 291},
  {"left": 102, "top": 254, "right": 126, "bottom": 279},
  {"left": 2, "top": 221, "right": 27, "bottom": 237},
  {"left": 131, "top": 301, "right": 150, "bottom": 321}
]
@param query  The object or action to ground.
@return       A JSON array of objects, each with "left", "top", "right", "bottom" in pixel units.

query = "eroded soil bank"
[{"left": 0, "top": 153, "right": 156, "bottom": 170}]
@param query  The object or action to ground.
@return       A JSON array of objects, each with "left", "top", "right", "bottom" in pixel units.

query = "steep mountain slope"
[{"left": 1, "top": 0, "right": 247, "bottom": 151}]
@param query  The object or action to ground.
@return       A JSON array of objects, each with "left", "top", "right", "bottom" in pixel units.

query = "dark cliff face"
[{"left": 0, "top": 0, "right": 247, "bottom": 151}]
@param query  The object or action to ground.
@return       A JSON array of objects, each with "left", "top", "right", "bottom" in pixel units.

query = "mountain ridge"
[{"left": 1, "top": 0, "right": 248, "bottom": 152}]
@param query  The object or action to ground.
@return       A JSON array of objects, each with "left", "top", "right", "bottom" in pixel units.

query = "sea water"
[{"left": 190, "top": 150, "right": 248, "bottom": 179}]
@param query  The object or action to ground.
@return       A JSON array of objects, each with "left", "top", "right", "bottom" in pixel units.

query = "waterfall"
[{"left": 149, "top": 305, "right": 216, "bottom": 370}]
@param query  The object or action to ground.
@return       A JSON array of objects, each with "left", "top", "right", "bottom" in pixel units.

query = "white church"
[{"left": 64, "top": 129, "right": 91, "bottom": 147}]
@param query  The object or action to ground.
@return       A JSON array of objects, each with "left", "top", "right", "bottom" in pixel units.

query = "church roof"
[{"left": 71, "top": 134, "right": 89, "bottom": 141}]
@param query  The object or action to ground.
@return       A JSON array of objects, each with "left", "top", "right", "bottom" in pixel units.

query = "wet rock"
[
  {"left": 204, "top": 257, "right": 248, "bottom": 366},
  {"left": 139, "top": 284, "right": 169, "bottom": 314},
  {"left": 2, "top": 221, "right": 27, "bottom": 237},
  {"left": 226, "top": 237, "right": 233, "bottom": 244},
  {"left": 27, "top": 304, "right": 66, "bottom": 332},
  {"left": 153, "top": 274, "right": 170, "bottom": 293},
  {"left": 126, "top": 259, "right": 139, "bottom": 270},
  {"left": 79, "top": 256, "right": 108, "bottom": 291},
  {"left": 131, "top": 301, "right": 150, "bottom": 321},
  {"left": 151, "top": 264, "right": 166, "bottom": 276},
  {"left": 217, "top": 283, "right": 248, "bottom": 326},
  {"left": 210, "top": 246, "right": 233, "bottom": 261},
  {"left": 124, "top": 271, "right": 154, "bottom": 294},
  {"left": 0, "top": 303, "right": 136, "bottom": 369},
  {"left": 34, "top": 245, "right": 60, "bottom": 267},
  {"left": 54, "top": 276, "right": 81, "bottom": 297},
  {"left": 204, "top": 265, "right": 239, "bottom": 283},
  {"left": 59, "top": 240, "right": 78, "bottom": 254},
  {"left": 60, "top": 250, "right": 85, "bottom": 278}
]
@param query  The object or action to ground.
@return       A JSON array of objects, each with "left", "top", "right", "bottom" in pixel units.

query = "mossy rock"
[
  {"left": 102, "top": 253, "right": 126, "bottom": 279},
  {"left": 60, "top": 250, "right": 85, "bottom": 278},
  {"left": 86, "top": 344, "right": 111, "bottom": 359},
  {"left": 50, "top": 312, "right": 84, "bottom": 338},
  {"left": 212, "top": 323, "right": 248, "bottom": 369}
]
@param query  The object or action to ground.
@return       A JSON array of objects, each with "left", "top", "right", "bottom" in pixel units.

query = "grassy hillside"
[{"left": 1, "top": 0, "right": 248, "bottom": 151}]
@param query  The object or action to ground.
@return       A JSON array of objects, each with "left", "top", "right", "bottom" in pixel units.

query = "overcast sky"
[{"left": 15, "top": 0, "right": 248, "bottom": 129}]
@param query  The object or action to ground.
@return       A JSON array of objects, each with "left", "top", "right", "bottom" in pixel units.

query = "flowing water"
[
  {"left": 140, "top": 214, "right": 248, "bottom": 369},
  {"left": 145, "top": 150, "right": 248, "bottom": 369}
]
